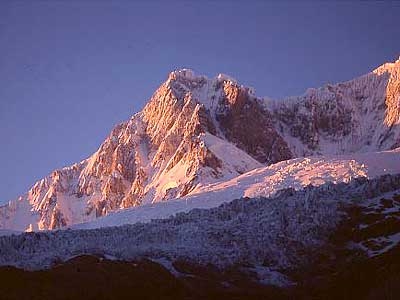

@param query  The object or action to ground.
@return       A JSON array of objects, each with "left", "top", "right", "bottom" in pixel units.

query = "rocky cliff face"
[
  {"left": 268, "top": 57, "right": 400, "bottom": 156},
  {"left": 1, "top": 57, "right": 400, "bottom": 231},
  {"left": 216, "top": 83, "right": 292, "bottom": 164}
]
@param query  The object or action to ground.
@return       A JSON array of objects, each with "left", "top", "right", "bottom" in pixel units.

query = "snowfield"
[
  {"left": 0, "top": 174, "right": 399, "bottom": 280},
  {"left": 74, "top": 148, "right": 400, "bottom": 230}
]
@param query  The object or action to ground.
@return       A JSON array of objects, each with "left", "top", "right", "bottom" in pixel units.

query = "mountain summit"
[{"left": 1, "top": 58, "right": 400, "bottom": 231}]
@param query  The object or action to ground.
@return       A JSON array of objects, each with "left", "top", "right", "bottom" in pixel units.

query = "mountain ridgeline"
[{"left": 1, "top": 58, "right": 400, "bottom": 231}]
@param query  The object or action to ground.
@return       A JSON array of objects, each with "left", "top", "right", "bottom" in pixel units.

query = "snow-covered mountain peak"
[
  {"left": 267, "top": 57, "right": 400, "bottom": 157},
  {"left": 373, "top": 55, "right": 400, "bottom": 75},
  {"left": 167, "top": 68, "right": 201, "bottom": 82},
  {"left": 167, "top": 68, "right": 238, "bottom": 84},
  {"left": 0, "top": 68, "right": 271, "bottom": 231},
  {"left": 2, "top": 57, "right": 400, "bottom": 232}
]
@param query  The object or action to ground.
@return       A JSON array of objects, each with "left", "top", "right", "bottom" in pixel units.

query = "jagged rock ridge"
[{"left": 267, "top": 56, "right": 400, "bottom": 156}]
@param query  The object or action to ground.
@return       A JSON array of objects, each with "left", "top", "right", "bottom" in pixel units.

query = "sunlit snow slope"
[{"left": 74, "top": 148, "right": 400, "bottom": 229}]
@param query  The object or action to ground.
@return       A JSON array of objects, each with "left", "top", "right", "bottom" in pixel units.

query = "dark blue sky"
[{"left": 1, "top": 1, "right": 399, "bottom": 203}]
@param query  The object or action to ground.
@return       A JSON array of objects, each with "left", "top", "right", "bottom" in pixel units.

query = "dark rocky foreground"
[
  {"left": 0, "top": 245, "right": 399, "bottom": 300},
  {"left": 0, "top": 255, "right": 286, "bottom": 300}
]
